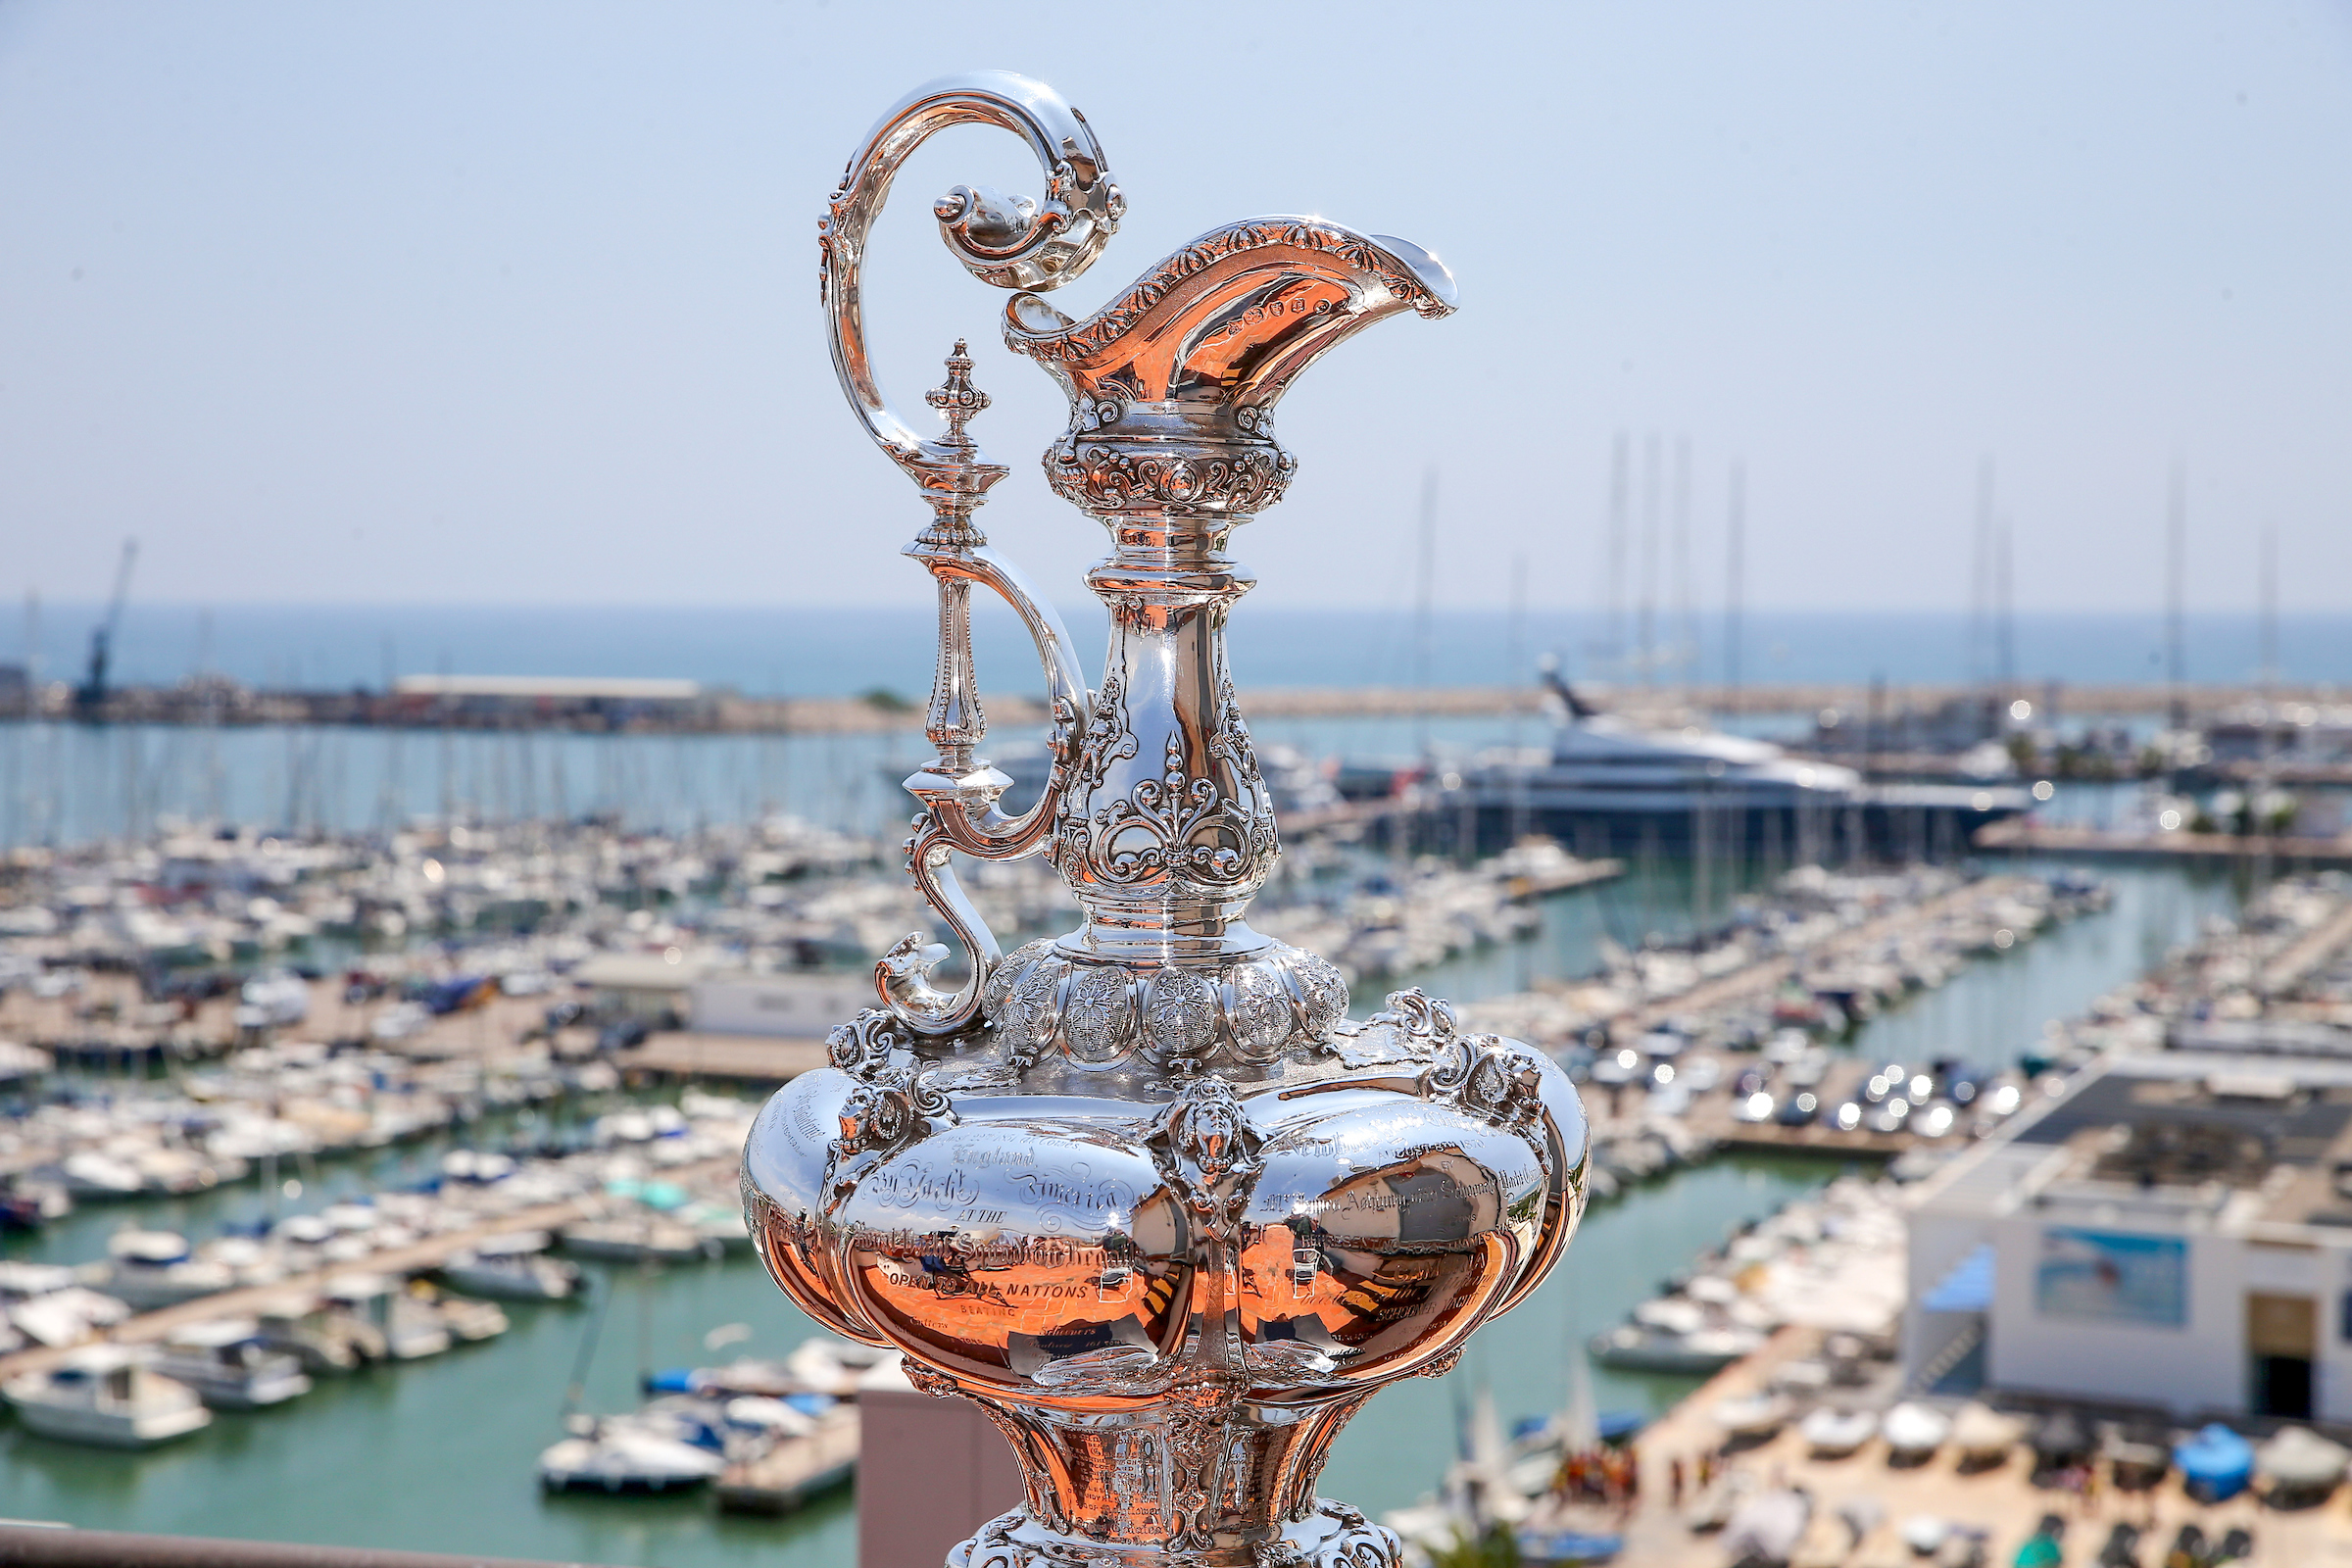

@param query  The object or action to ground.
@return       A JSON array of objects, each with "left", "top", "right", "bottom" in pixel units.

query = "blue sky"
[{"left": 4, "top": 2, "right": 2348, "bottom": 612}]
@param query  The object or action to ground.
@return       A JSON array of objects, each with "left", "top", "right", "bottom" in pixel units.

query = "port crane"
[{"left": 74, "top": 537, "right": 138, "bottom": 720}]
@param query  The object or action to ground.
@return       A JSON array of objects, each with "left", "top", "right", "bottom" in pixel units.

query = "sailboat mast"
[
  {"left": 1672, "top": 435, "right": 1694, "bottom": 694},
  {"left": 1724, "top": 462, "right": 1745, "bottom": 705},
  {"left": 2167, "top": 461, "right": 2187, "bottom": 732},
  {"left": 1413, "top": 469, "right": 1437, "bottom": 758},
  {"left": 1639, "top": 434, "right": 1660, "bottom": 688},
  {"left": 1605, "top": 434, "right": 1629, "bottom": 674}
]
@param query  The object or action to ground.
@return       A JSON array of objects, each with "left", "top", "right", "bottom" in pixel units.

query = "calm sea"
[{"left": 7, "top": 604, "right": 2349, "bottom": 698}]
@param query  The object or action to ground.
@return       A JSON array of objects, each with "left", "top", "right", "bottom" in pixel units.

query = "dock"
[
  {"left": 30, "top": 678, "right": 2332, "bottom": 736},
  {"left": 1626, "top": 874, "right": 2035, "bottom": 1034},
  {"left": 0, "top": 1153, "right": 739, "bottom": 1385},
  {"left": 714, "top": 1405, "right": 859, "bottom": 1514},
  {"left": 619, "top": 1033, "right": 829, "bottom": 1084},
  {"left": 1977, "top": 819, "right": 2352, "bottom": 868}
]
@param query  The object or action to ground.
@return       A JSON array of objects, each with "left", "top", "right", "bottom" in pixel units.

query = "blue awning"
[{"left": 1922, "top": 1243, "right": 1995, "bottom": 1313}]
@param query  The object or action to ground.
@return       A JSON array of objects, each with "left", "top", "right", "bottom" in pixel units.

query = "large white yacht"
[
  {"left": 3, "top": 1348, "right": 213, "bottom": 1447},
  {"left": 1460, "top": 668, "right": 2027, "bottom": 858}
]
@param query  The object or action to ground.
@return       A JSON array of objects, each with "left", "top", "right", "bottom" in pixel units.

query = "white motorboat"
[
  {"left": 437, "top": 1231, "right": 580, "bottom": 1301},
  {"left": 3, "top": 1348, "right": 213, "bottom": 1447},
  {"left": 784, "top": 1337, "right": 893, "bottom": 1397},
  {"left": 7, "top": 1286, "right": 131, "bottom": 1348},
  {"left": 561, "top": 1214, "right": 713, "bottom": 1264},
  {"left": 151, "top": 1319, "right": 315, "bottom": 1408},
  {"left": 103, "top": 1229, "right": 235, "bottom": 1310},
  {"left": 677, "top": 1200, "right": 754, "bottom": 1256},
  {"left": 325, "top": 1273, "right": 452, "bottom": 1360},
  {"left": 538, "top": 1416, "right": 727, "bottom": 1492},
  {"left": 408, "top": 1283, "right": 509, "bottom": 1344},
  {"left": 55, "top": 1151, "right": 145, "bottom": 1200},
  {"left": 383, "top": 1293, "right": 456, "bottom": 1359},
  {"left": 440, "top": 1149, "right": 517, "bottom": 1184},
  {"left": 1588, "top": 1322, "right": 1763, "bottom": 1375},
  {"left": 256, "top": 1295, "right": 387, "bottom": 1373},
  {"left": 1711, "top": 1392, "right": 1793, "bottom": 1441}
]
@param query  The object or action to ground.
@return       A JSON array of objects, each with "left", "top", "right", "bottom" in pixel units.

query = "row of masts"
[{"left": 1562, "top": 441, "right": 2283, "bottom": 716}]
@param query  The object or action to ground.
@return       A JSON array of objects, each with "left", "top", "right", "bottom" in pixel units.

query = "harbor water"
[{"left": 0, "top": 857, "right": 2248, "bottom": 1564}]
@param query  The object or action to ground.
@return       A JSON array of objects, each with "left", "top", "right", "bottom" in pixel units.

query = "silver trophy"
[{"left": 745, "top": 73, "right": 1589, "bottom": 1568}]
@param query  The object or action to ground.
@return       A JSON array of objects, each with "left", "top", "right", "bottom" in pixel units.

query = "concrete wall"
[
  {"left": 1902, "top": 1208, "right": 1996, "bottom": 1377},
  {"left": 858, "top": 1389, "right": 1025, "bottom": 1568}
]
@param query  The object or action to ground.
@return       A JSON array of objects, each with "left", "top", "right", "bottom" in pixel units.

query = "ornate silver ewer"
[{"left": 745, "top": 73, "right": 1589, "bottom": 1568}]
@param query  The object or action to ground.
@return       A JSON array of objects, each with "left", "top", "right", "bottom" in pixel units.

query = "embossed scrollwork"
[
  {"left": 1003, "top": 218, "right": 1453, "bottom": 368},
  {"left": 830, "top": 1060, "right": 954, "bottom": 1163},
  {"left": 1046, "top": 437, "right": 1297, "bottom": 516},
  {"left": 1054, "top": 717, "right": 1278, "bottom": 897},
  {"left": 825, "top": 1007, "right": 913, "bottom": 1079}
]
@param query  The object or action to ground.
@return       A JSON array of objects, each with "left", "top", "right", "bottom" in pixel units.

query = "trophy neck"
[{"left": 1050, "top": 518, "right": 1276, "bottom": 960}]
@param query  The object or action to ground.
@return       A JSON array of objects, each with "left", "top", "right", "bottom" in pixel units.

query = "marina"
[
  {"left": 0, "top": 806, "right": 2248, "bottom": 1564},
  {"left": 4, "top": 7, "right": 2345, "bottom": 1564}
]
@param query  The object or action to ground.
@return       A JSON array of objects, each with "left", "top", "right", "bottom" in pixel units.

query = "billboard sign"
[{"left": 2035, "top": 1228, "right": 2187, "bottom": 1327}]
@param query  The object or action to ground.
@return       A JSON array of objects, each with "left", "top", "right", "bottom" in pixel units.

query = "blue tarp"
[
  {"left": 1595, "top": 1410, "right": 1645, "bottom": 1443},
  {"left": 1922, "top": 1243, "right": 1995, "bottom": 1313},
  {"left": 2175, "top": 1423, "right": 2254, "bottom": 1500}
]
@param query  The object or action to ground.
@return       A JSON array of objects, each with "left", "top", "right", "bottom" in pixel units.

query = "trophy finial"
[{"left": 925, "top": 338, "right": 990, "bottom": 453}]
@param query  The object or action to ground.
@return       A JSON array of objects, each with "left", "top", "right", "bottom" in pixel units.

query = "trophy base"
[{"left": 947, "top": 1499, "right": 1401, "bottom": 1568}]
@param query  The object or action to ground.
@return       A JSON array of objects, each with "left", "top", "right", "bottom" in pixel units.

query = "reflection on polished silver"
[{"left": 747, "top": 72, "right": 1589, "bottom": 1568}]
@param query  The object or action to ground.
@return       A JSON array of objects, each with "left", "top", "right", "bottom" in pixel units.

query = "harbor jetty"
[
  {"left": 0, "top": 1152, "right": 737, "bottom": 1386},
  {"left": 1978, "top": 817, "right": 2352, "bottom": 869},
  {"left": 17, "top": 677, "right": 2338, "bottom": 735}
]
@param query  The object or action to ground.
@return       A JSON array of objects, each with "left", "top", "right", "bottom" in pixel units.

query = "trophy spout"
[{"left": 1005, "top": 219, "right": 1455, "bottom": 491}]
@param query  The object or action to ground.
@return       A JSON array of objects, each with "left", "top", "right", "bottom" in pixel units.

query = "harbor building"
[{"left": 1906, "top": 1043, "right": 2352, "bottom": 1424}]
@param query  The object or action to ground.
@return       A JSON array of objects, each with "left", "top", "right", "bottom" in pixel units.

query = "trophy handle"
[
  {"left": 820, "top": 71, "right": 1121, "bottom": 489},
  {"left": 879, "top": 535, "right": 1089, "bottom": 1036},
  {"left": 817, "top": 72, "right": 1119, "bottom": 1037}
]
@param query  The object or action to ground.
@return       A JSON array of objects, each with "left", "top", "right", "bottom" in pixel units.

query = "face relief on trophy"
[{"left": 743, "top": 72, "right": 1588, "bottom": 1568}]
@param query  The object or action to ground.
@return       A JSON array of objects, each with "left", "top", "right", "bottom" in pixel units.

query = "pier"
[
  {"left": 15, "top": 678, "right": 2335, "bottom": 735},
  {"left": 1978, "top": 818, "right": 2352, "bottom": 868},
  {"left": 0, "top": 1152, "right": 738, "bottom": 1386},
  {"left": 714, "top": 1404, "right": 860, "bottom": 1514}
]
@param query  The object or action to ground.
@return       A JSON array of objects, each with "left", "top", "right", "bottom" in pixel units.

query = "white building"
[
  {"left": 687, "top": 972, "right": 872, "bottom": 1038},
  {"left": 1907, "top": 1049, "right": 2352, "bottom": 1423}
]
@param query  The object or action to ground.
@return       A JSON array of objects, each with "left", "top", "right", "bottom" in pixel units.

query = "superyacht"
[{"left": 1458, "top": 663, "right": 2028, "bottom": 859}]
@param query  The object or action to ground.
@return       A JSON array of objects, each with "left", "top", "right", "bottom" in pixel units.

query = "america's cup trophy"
[{"left": 744, "top": 73, "right": 1590, "bottom": 1568}]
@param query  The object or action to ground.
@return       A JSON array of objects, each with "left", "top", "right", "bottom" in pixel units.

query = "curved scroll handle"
[
  {"left": 877, "top": 541, "right": 1090, "bottom": 1036},
  {"left": 824, "top": 74, "right": 1117, "bottom": 1036},
  {"left": 820, "top": 71, "right": 1122, "bottom": 489}
]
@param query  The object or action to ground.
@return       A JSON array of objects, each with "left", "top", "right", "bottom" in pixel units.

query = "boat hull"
[
  {"left": 5, "top": 1392, "right": 213, "bottom": 1448},
  {"left": 1457, "top": 786, "right": 2026, "bottom": 862}
]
